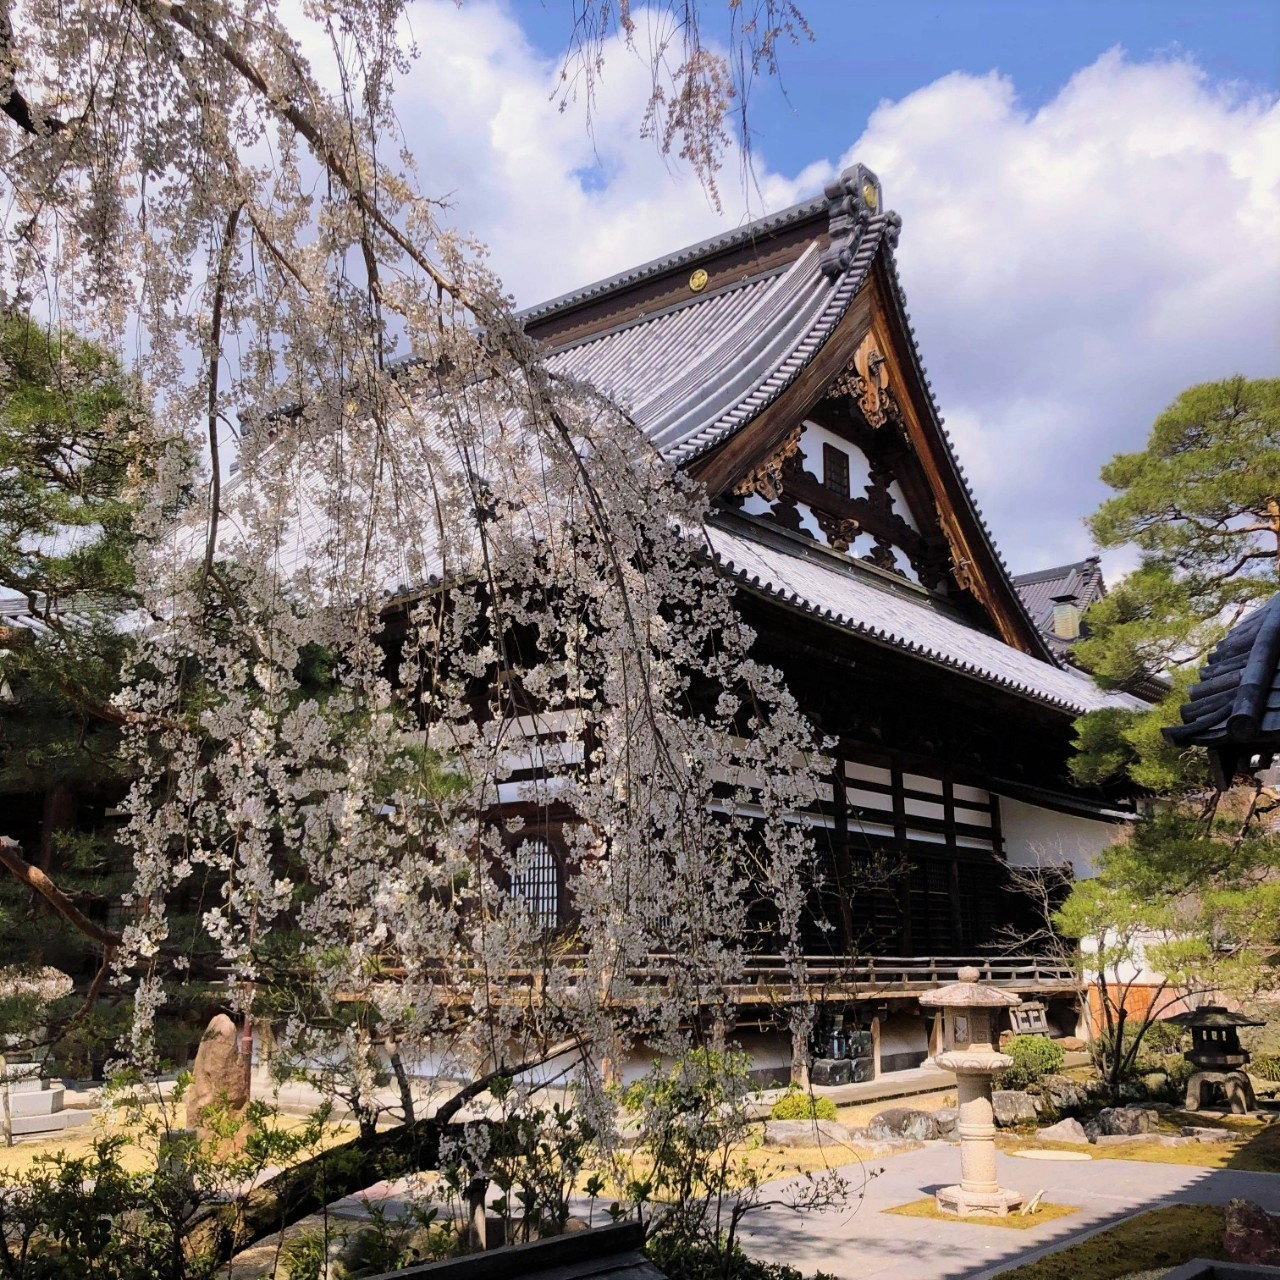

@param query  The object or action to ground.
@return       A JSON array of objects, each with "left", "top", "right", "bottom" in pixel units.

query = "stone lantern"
[
  {"left": 1168, "top": 1006, "right": 1264, "bottom": 1114},
  {"left": 920, "top": 966, "right": 1023, "bottom": 1217}
]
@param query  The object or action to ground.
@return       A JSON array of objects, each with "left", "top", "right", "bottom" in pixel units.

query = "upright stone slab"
[{"left": 185, "top": 1013, "right": 250, "bottom": 1141}]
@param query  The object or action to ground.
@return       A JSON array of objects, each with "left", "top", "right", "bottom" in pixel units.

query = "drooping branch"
[
  {"left": 0, "top": 3, "right": 70, "bottom": 137},
  {"left": 200, "top": 203, "right": 243, "bottom": 596},
  {"left": 0, "top": 836, "right": 123, "bottom": 948}
]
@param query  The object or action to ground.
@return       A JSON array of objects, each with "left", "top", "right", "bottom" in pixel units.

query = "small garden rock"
[
  {"left": 867, "top": 1107, "right": 938, "bottom": 1141},
  {"left": 992, "top": 1090, "right": 1038, "bottom": 1127},
  {"left": 1223, "top": 1198, "right": 1280, "bottom": 1266},
  {"left": 764, "top": 1119, "right": 854, "bottom": 1149},
  {"left": 932, "top": 1107, "right": 959, "bottom": 1139},
  {"left": 1040, "top": 1075, "right": 1088, "bottom": 1113},
  {"left": 1096, "top": 1105, "right": 1161, "bottom": 1136},
  {"left": 1180, "top": 1125, "right": 1236, "bottom": 1144},
  {"left": 1038, "top": 1117, "right": 1090, "bottom": 1145}
]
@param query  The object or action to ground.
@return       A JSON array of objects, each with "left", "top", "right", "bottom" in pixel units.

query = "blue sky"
[
  {"left": 516, "top": 0, "right": 1280, "bottom": 189},
  {"left": 390, "top": 1, "right": 1278, "bottom": 574}
]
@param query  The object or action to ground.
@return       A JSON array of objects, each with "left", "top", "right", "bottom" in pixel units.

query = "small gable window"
[
  {"left": 511, "top": 838, "right": 559, "bottom": 929},
  {"left": 823, "top": 444, "right": 850, "bottom": 499}
]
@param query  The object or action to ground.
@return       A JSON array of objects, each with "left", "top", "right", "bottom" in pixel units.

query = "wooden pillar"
[
  {"left": 871, "top": 1015, "right": 882, "bottom": 1078},
  {"left": 928, "top": 1010, "right": 945, "bottom": 1059}
]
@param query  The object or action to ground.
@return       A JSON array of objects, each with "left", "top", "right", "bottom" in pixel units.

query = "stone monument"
[
  {"left": 920, "top": 966, "right": 1023, "bottom": 1217},
  {"left": 185, "top": 1013, "right": 251, "bottom": 1145}
]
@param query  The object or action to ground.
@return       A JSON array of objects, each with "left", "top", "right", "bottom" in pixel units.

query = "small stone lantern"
[
  {"left": 1168, "top": 1006, "right": 1264, "bottom": 1114},
  {"left": 920, "top": 966, "right": 1023, "bottom": 1217}
]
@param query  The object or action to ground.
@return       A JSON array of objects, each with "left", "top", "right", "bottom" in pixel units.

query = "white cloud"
[
  {"left": 844, "top": 52, "right": 1280, "bottom": 574},
  {"left": 379, "top": 7, "right": 1279, "bottom": 577}
]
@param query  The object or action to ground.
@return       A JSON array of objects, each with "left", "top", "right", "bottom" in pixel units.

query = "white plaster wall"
[
  {"left": 798, "top": 420, "right": 873, "bottom": 496},
  {"left": 998, "top": 796, "right": 1120, "bottom": 878}
]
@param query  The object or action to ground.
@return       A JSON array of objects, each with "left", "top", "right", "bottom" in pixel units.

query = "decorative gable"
[{"left": 722, "top": 326, "right": 964, "bottom": 595}]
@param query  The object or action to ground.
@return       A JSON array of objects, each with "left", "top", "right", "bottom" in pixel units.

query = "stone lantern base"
[{"left": 935, "top": 1185, "right": 1023, "bottom": 1217}]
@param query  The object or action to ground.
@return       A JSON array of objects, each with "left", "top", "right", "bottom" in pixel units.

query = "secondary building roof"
[
  {"left": 1165, "top": 593, "right": 1280, "bottom": 781},
  {"left": 1013, "top": 557, "right": 1105, "bottom": 654}
]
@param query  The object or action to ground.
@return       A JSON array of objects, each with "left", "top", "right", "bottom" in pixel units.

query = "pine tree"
[
  {"left": 0, "top": 315, "right": 152, "bottom": 1071},
  {"left": 1071, "top": 376, "right": 1280, "bottom": 791}
]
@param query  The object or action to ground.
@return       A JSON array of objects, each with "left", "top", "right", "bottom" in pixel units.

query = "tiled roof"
[
  {"left": 0, "top": 595, "right": 50, "bottom": 636},
  {"left": 547, "top": 225, "right": 889, "bottom": 466},
  {"left": 1166, "top": 594, "right": 1280, "bottom": 750},
  {"left": 707, "top": 517, "right": 1141, "bottom": 717},
  {"left": 1013, "top": 558, "right": 1106, "bottom": 636},
  {"left": 218, "top": 163, "right": 1127, "bottom": 713}
]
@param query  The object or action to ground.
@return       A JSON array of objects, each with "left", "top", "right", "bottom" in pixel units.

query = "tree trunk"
[
  {"left": 181, "top": 1041, "right": 584, "bottom": 1269},
  {"left": 182, "top": 1110, "right": 470, "bottom": 1268}
]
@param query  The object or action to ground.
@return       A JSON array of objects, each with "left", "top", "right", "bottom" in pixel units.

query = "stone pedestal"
[
  {"left": 1186, "top": 1069, "right": 1256, "bottom": 1115},
  {"left": 932, "top": 1056, "right": 1023, "bottom": 1216}
]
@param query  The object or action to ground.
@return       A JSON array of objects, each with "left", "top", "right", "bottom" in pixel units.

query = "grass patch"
[
  {"left": 0, "top": 1102, "right": 358, "bottom": 1176},
  {"left": 884, "top": 1198, "right": 1077, "bottom": 1230},
  {"left": 992, "top": 1204, "right": 1227, "bottom": 1279}
]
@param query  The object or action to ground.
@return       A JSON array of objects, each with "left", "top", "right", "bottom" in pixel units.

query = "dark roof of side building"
[
  {"left": 1013, "top": 557, "right": 1106, "bottom": 640},
  {"left": 364, "top": 1222, "right": 664, "bottom": 1280},
  {"left": 1165, "top": 593, "right": 1280, "bottom": 782}
]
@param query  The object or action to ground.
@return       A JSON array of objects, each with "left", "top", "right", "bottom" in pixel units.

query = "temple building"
[
  {"left": 0, "top": 165, "right": 1147, "bottom": 1083},
  {"left": 508, "top": 164, "right": 1142, "bottom": 1079}
]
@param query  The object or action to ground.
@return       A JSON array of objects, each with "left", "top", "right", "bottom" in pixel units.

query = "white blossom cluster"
[{"left": 0, "top": 0, "right": 826, "bottom": 1101}]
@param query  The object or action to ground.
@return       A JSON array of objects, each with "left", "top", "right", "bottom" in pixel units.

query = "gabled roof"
[
  {"left": 1013, "top": 557, "right": 1106, "bottom": 655},
  {"left": 545, "top": 224, "right": 888, "bottom": 466},
  {"left": 527, "top": 164, "right": 1053, "bottom": 662},
  {"left": 1165, "top": 593, "right": 1280, "bottom": 780}
]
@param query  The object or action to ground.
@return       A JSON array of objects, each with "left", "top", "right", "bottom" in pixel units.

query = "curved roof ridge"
[
  {"left": 668, "top": 214, "right": 890, "bottom": 465},
  {"left": 516, "top": 192, "right": 828, "bottom": 325}
]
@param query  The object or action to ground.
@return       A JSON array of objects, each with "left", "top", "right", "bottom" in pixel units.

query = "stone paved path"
[{"left": 737, "top": 1144, "right": 1280, "bottom": 1280}]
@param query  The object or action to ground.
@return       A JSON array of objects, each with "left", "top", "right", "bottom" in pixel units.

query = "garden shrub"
[
  {"left": 996, "top": 1035, "right": 1064, "bottom": 1090},
  {"left": 1249, "top": 1054, "right": 1280, "bottom": 1082},
  {"left": 769, "top": 1088, "right": 838, "bottom": 1122}
]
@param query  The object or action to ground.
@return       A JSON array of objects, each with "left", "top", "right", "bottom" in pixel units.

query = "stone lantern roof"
[
  {"left": 919, "top": 965, "right": 1023, "bottom": 1009},
  {"left": 1167, "top": 1005, "right": 1264, "bottom": 1030}
]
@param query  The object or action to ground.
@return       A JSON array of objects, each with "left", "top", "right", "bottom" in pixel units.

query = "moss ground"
[
  {"left": 884, "top": 1198, "right": 1078, "bottom": 1230},
  {"left": 991, "top": 1204, "right": 1227, "bottom": 1280},
  {"left": 1000, "top": 1108, "right": 1280, "bottom": 1173},
  {"left": 0, "top": 1102, "right": 358, "bottom": 1176}
]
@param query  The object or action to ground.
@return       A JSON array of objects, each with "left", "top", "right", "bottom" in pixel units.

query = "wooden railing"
[
  {"left": 737, "top": 953, "right": 1079, "bottom": 991},
  {"left": 489, "top": 952, "right": 1079, "bottom": 1000}
]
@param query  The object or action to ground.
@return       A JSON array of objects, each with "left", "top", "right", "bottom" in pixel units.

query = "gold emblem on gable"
[
  {"left": 689, "top": 268, "right": 709, "bottom": 293},
  {"left": 861, "top": 181, "right": 878, "bottom": 210}
]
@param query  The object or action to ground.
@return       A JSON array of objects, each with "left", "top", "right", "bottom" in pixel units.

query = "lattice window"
[
  {"left": 511, "top": 839, "right": 559, "bottom": 929},
  {"left": 823, "top": 443, "right": 850, "bottom": 498}
]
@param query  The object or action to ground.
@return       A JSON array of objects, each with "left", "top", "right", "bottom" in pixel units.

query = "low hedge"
[
  {"left": 769, "top": 1088, "right": 838, "bottom": 1121},
  {"left": 997, "top": 1035, "right": 1064, "bottom": 1090}
]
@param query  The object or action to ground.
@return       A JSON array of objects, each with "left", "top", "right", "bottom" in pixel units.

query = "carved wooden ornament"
[
  {"left": 732, "top": 425, "right": 803, "bottom": 502},
  {"left": 829, "top": 333, "right": 901, "bottom": 429}
]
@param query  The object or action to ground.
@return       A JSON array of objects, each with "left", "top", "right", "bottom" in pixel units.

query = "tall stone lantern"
[{"left": 920, "top": 967, "right": 1023, "bottom": 1217}]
